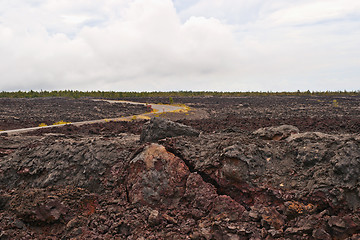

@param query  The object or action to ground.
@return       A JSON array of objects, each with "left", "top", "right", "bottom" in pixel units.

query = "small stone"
[
  {"left": 66, "top": 217, "right": 80, "bottom": 229},
  {"left": 328, "top": 216, "right": 346, "bottom": 228},
  {"left": 200, "top": 227, "right": 212, "bottom": 240},
  {"left": 312, "top": 228, "right": 331, "bottom": 240},
  {"left": 249, "top": 210, "right": 259, "bottom": 220},
  {"left": 98, "top": 224, "right": 109, "bottom": 234},
  {"left": 14, "top": 219, "right": 26, "bottom": 229},
  {"left": 148, "top": 210, "right": 161, "bottom": 226},
  {"left": 71, "top": 228, "right": 83, "bottom": 237},
  {"left": 190, "top": 232, "right": 201, "bottom": 239},
  {"left": 227, "top": 224, "right": 237, "bottom": 230},
  {"left": 162, "top": 213, "right": 177, "bottom": 224},
  {"left": 237, "top": 226, "right": 246, "bottom": 233},
  {"left": 268, "top": 228, "right": 283, "bottom": 237},
  {"left": 261, "top": 207, "right": 285, "bottom": 230},
  {"left": 227, "top": 233, "right": 240, "bottom": 240}
]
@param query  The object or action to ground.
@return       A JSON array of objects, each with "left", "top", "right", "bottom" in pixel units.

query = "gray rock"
[
  {"left": 140, "top": 117, "right": 200, "bottom": 142},
  {"left": 330, "top": 141, "right": 360, "bottom": 185},
  {"left": 148, "top": 210, "right": 161, "bottom": 226},
  {"left": 253, "top": 125, "right": 299, "bottom": 140},
  {"left": 312, "top": 228, "right": 331, "bottom": 240},
  {"left": 0, "top": 135, "right": 137, "bottom": 192}
]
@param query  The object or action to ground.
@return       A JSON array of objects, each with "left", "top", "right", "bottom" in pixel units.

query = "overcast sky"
[{"left": 0, "top": 0, "right": 359, "bottom": 92}]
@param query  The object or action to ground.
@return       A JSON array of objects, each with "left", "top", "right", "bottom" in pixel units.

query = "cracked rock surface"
[
  {"left": 140, "top": 117, "right": 200, "bottom": 142},
  {"left": 1, "top": 126, "right": 360, "bottom": 239},
  {"left": 0, "top": 95, "right": 360, "bottom": 239}
]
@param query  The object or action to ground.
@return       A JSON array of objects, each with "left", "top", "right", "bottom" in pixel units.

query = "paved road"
[{"left": 1, "top": 100, "right": 187, "bottom": 135}]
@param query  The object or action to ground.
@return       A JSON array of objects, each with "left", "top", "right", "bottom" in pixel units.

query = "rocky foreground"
[{"left": 0, "top": 117, "right": 360, "bottom": 239}]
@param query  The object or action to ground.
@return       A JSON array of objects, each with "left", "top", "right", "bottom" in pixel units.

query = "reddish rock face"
[
  {"left": 126, "top": 144, "right": 190, "bottom": 208},
  {"left": 210, "top": 195, "right": 246, "bottom": 221},
  {"left": 184, "top": 173, "right": 218, "bottom": 213},
  {"left": 9, "top": 189, "right": 68, "bottom": 224}
]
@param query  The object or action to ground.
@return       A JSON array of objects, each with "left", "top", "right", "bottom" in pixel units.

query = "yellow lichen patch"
[
  {"left": 171, "top": 105, "right": 191, "bottom": 114},
  {"left": 332, "top": 99, "right": 339, "bottom": 107},
  {"left": 173, "top": 103, "right": 188, "bottom": 107},
  {"left": 135, "top": 115, "right": 151, "bottom": 120},
  {"left": 104, "top": 119, "right": 111, "bottom": 123},
  {"left": 286, "top": 201, "right": 316, "bottom": 215},
  {"left": 38, "top": 123, "right": 47, "bottom": 127},
  {"left": 53, "top": 120, "right": 71, "bottom": 125},
  {"left": 261, "top": 207, "right": 285, "bottom": 230},
  {"left": 119, "top": 118, "right": 131, "bottom": 122}
]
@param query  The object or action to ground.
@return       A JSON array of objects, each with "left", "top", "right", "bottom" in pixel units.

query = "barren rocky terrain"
[
  {"left": 0, "top": 97, "right": 148, "bottom": 130},
  {"left": 0, "top": 95, "right": 360, "bottom": 239}
]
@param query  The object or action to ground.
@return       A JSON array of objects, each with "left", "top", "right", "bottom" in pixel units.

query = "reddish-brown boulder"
[
  {"left": 184, "top": 173, "right": 218, "bottom": 211},
  {"left": 126, "top": 144, "right": 190, "bottom": 208},
  {"left": 210, "top": 195, "right": 246, "bottom": 221}
]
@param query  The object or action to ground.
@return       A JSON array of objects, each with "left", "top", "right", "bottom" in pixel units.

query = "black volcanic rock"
[
  {"left": 253, "top": 124, "right": 299, "bottom": 140},
  {"left": 1, "top": 95, "right": 360, "bottom": 239},
  {"left": 140, "top": 117, "right": 199, "bottom": 142}
]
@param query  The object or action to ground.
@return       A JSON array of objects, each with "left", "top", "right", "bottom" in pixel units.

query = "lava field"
[{"left": 0, "top": 95, "right": 360, "bottom": 239}]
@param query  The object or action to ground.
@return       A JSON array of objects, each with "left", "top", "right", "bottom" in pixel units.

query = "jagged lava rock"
[
  {"left": 9, "top": 189, "right": 68, "bottom": 224},
  {"left": 140, "top": 117, "right": 199, "bottom": 142},
  {"left": 210, "top": 195, "right": 246, "bottom": 221},
  {"left": 163, "top": 130, "right": 360, "bottom": 238},
  {"left": 183, "top": 173, "right": 218, "bottom": 218},
  {"left": 253, "top": 124, "right": 299, "bottom": 140},
  {"left": 0, "top": 136, "right": 137, "bottom": 192},
  {"left": 126, "top": 144, "right": 190, "bottom": 208}
]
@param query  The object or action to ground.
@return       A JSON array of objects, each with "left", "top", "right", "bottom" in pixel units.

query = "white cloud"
[
  {"left": 266, "top": 0, "right": 360, "bottom": 26},
  {"left": 0, "top": 0, "right": 359, "bottom": 91},
  {"left": 177, "top": 0, "right": 265, "bottom": 25}
]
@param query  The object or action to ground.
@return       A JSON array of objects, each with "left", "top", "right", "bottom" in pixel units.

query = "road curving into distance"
[{"left": 1, "top": 99, "right": 189, "bottom": 135}]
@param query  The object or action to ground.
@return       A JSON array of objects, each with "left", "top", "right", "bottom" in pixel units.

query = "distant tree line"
[{"left": 0, "top": 90, "right": 359, "bottom": 99}]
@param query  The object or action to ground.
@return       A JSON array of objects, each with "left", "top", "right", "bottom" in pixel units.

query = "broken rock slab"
[
  {"left": 253, "top": 125, "right": 299, "bottom": 140},
  {"left": 140, "top": 117, "right": 200, "bottom": 142},
  {"left": 126, "top": 144, "right": 190, "bottom": 208}
]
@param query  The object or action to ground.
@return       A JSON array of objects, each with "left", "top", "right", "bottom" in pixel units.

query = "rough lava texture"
[
  {"left": 140, "top": 117, "right": 200, "bottom": 142},
  {"left": 0, "top": 96, "right": 360, "bottom": 239},
  {"left": 126, "top": 144, "right": 190, "bottom": 207},
  {"left": 0, "top": 134, "right": 139, "bottom": 191},
  {"left": 253, "top": 125, "right": 300, "bottom": 140}
]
